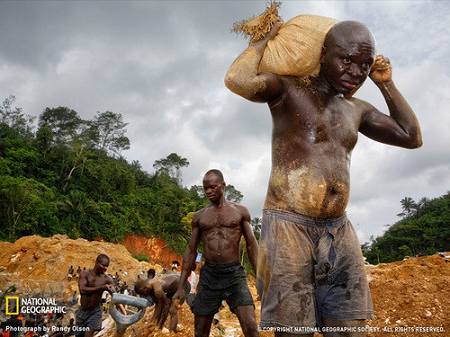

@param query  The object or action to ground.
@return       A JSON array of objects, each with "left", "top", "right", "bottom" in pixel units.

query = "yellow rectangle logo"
[{"left": 5, "top": 296, "right": 19, "bottom": 315}]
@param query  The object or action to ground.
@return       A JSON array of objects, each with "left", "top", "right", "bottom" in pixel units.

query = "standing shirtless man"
[
  {"left": 173, "top": 169, "right": 259, "bottom": 337},
  {"left": 76, "top": 254, "right": 114, "bottom": 337},
  {"left": 225, "top": 21, "right": 422, "bottom": 336}
]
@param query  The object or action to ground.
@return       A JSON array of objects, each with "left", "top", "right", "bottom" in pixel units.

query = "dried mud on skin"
[{"left": 1, "top": 236, "right": 448, "bottom": 337}]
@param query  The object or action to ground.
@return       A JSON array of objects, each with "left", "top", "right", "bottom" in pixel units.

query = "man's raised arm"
[
  {"left": 172, "top": 212, "right": 201, "bottom": 302},
  {"left": 359, "top": 55, "right": 423, "bottom": 149},
  {"left": 224, "top": 22, "right": 283, "bottom": 103}
]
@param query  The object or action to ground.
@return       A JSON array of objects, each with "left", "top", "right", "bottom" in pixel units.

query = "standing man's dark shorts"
[
  {"left": 75, "top": 306, "right": 102, "bottom": 335},
  {"left": 192, "top": 261, "right": 254, "bottom": 316}
]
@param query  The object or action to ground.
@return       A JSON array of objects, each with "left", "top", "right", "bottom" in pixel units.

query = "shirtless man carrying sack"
[{"left": 225, "top": 20, "right": 422, "bottom": 336}]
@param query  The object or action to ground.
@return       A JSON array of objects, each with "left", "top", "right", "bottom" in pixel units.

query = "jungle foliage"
[
  {"left": 362, "top": 193, "right": 450, "bottom": 264},
  {"left": 3, "top": 96, "right": 446, "bottom": 262},
  {"left": 0, "top": 96, "right": 215, "bottom": 254}
]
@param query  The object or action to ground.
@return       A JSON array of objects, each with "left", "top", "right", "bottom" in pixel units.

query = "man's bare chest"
[
  {"left": 199, "top": 209, "right": 242, "bottom": 232},
  {"left": 272, "top": 90, "right": 360, "bottom": 148},
  {"left": 87, "top": 273, "right": 106, "bottom": 287}
]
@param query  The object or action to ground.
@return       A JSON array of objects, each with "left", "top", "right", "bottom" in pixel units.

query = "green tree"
[
  {"left": 153, "top": 153, "right": 189, "bottom": 184},
  {"left": 0, "top": 176, "right": 58, "bottom": 241},
  {"left": 0, "top": 96, "right": 34, "bottom": 136},
  {"left": 58, "top": 190, "right": 93, "bottom": 237},
  {"left": 0, "top": 124, "right": 40, "bottom": 177},
  {"left": 0, "top": 102, "right": 259, "bottom": 257},
  {"left": 89, "top": 111, "right": 130, "bottom": 156},
  {"left": 397, "top": 196, "right": 417, "bottom": 218},
  {"left": 189, "top": 185, "right": 205, "bottom": 198},
  {"left": 38, "top": 107, "right": 83, "bottom": 145},
  {"left": 62, "top": 141, "right": 88, "bottom": 192},
  {"left": 35, "top": 125, "right": 54, "bottom": 155},
  {"left": 398, "top": 245, "right": 413, "bottom": 258},
  {"left": 224, "top": 184, "right": 243, "bottom": 203},
  {"left": 364, "top": 193, "right": 450, "bottom": 264}
]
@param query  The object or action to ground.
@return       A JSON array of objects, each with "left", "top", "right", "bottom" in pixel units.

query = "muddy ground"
[{"left": 1, "top": 236, "right": 448, "bottom": 337}]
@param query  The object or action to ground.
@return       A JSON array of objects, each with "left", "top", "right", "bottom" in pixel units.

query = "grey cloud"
[{"left": 1, "top": 1, "right": 449, "bottom": 244}]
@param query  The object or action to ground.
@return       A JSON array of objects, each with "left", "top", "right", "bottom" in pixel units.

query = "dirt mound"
[
  {"left": 119, "top": 255, "right": 449, "bottom": 337},
  {"left": 0, "top": 235, "right": 159, "bottom": 302},
  {"left": 123, "top": 235, "right": 182, "bottom": 268},
  {"left": 1, "top": 236, "right": 448, "bottom": 337},
  {"left": 366, "top": 254, "right": 449, "bottom": 337}
]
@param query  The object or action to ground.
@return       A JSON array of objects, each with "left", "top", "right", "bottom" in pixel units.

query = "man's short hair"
[
  {"left": 324, "top": 21, "right": 375, "bottom": 50},
  {"left": 204, "top": 169, "right": 224, "bottom": 182},
  {"left": 96, "top": 254, "right": 110, "bottom": 264},
  {"left": 147, "top": 268, "right": 156, "bottom": 279}
]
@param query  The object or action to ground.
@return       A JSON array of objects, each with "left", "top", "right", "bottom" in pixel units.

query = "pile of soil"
[
  {"left": 1, "top": 236, "right": 448, "bottom": 337},
  {"left": 107, "top": 253, "right": 450, "bottom": 337},
  {"left": 123, "top": 235, "right": 182, "bottom": 268},
  {"left": 366, "top": 254, "right": 449, "bottom": 337},
  {"left": 0, "top": 235, "right": 160, "bottom": 302}
]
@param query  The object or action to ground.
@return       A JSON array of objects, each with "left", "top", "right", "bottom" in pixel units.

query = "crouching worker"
[{"left": 134, "top": 273, "right": 190, "bottom": 332}]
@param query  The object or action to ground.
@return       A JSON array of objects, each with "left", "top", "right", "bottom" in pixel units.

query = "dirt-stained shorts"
[
  {"left": 75, "top": 305, "right": 102, "bottom": 335},
  {"left": 256, "top": 209, "right": 373, "bottom": 331},
  {"left": 192, "top": 261, "right": 254, "bottom": 316}
]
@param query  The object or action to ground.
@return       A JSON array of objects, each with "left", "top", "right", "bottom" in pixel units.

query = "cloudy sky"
[{"left": 1, "top": 1, "right": 449, "bottom": 243}]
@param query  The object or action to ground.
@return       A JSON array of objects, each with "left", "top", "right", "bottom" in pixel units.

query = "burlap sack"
[
  {"left": 259, "top": 15, "right": 337, "bottom": 77},
  {"left": 232, "top": 3, "right": 337, "bottom": 78}
]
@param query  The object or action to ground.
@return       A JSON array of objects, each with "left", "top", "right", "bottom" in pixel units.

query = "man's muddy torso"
[
  {"left": 197, "top": 202, "right": 245, "bottom": 264},
  {"left": 265, "top": 77, "right": 363, "bottom": 218},
  {"left": 80, "top": 271, "right": 110, "bottom": 310}
]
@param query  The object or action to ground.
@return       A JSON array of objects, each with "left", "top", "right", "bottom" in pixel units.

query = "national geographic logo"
[
  {"left": 5, "top": 296, "right": 66, "bottom": 314},
  {"left": 5, "top": 296, "right": 19, "bottom": 315}
]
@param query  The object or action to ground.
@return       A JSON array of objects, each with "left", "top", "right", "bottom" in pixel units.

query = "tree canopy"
[
  {"left": 363, "top": 193, "right": 450, "bottom": 264},
  {"left": 4, "top": 97, "right": 446, "bottom": 260},
  {"left": 1, "top": 98, "right": 243, "bottom": 254}
]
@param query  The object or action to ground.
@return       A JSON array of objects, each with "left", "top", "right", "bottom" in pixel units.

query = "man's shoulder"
[
  {"left": 194, "top": 207, "right": 209, "bottom": 220},
  {"left": 226, "top": 201, "right": 245, "bottom": 211},
  {"left": 268, "top": 76, "right": 314, "bottom": 110},
  {"left": 344, "top": 95, "right": 370, "bottom": 108},
  {"left": 226, "top": 202, "right": 251, "bottom": 219},
  {"left": 278, "top": 75, "right": 311, "bottom": 92},
  {"left": 344, "top": 96, "right": 375, "bottom": 118},
  {"left": 79, "top": 269, "right": 90, "bottom": 278}
]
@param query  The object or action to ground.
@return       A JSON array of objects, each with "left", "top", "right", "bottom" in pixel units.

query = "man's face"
[
  {"left": 321, "top": 35, "right": 374, "bottom": 95},
  {"left": 203, "top": 174, "right": 224, "bottom": 203},
  {"left": 95, "top": 258, "right": 109, "bottom": 274}
]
